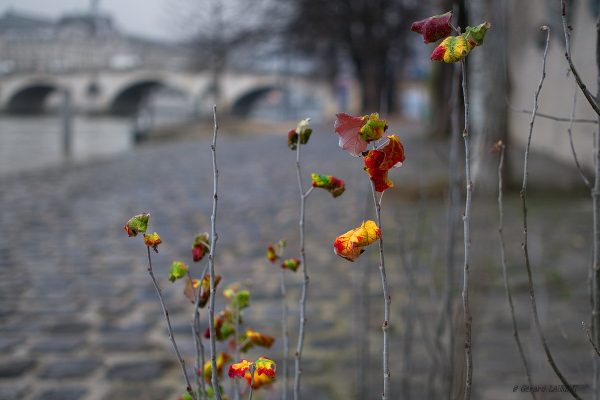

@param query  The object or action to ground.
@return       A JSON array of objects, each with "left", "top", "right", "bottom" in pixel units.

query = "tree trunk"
[
  {"left": 428, "top": 0, "right": 467, "bottom": 138},
  {"left": 429, "top": 63, "right": 454, "bottom": 138},
  {"left": 468, "top": 0, "right": 509, "bottom": 195},
  {"left": 361, "top": 59, "right": 383, "bottom": 112}
]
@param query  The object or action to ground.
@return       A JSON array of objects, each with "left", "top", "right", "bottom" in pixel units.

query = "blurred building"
[
  {"left": 508, "top": 0, "right": 598, "bottom": 177},
  {"left": 0, "top": 8, "right": 188, "bottom": 75}
]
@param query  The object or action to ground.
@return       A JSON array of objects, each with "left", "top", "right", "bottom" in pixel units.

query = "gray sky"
[{"left": 0, "top": 0, "right": 178, "bottom": 41}]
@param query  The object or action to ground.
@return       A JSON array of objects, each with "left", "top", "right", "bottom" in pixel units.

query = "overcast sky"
[{"left": 0, "top": 0, "right": 181, "bottom": 41}]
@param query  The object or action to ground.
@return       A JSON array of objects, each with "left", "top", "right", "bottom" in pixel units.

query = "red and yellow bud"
[{"left": 143, "top": 232, "right": 162, "bottom": 253}]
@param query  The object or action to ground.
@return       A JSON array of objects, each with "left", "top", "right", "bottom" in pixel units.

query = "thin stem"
[
  {"left": 561, "top": 5, "right": 600, "bottom": 395},
  {"left": 248, "top": 365, "right": 256, "bottom": 400},
  {"left": 280, "top": 268, "right": 289, "bottom": 400},
  {"left": 584, "top": 322, "right": 600, "bottom": 358},
  {"left": 508, "top": 106, "right": 598, "bottom": 124},
  {"left": 444, "top": 61, "right": 461, "bottom": 399},
  {"left": 427, "top": 62, "right": 461, "bottom": 400},
  {"left": 566, "top": 89, "right": 593, "bottom": 189},
  {"left": 303, "top": 186, "right": 314, "bottom": 199},
  {"left": 369, "top": 180, "right": 390, "bottom": 400},
  {"left": 356, "top": 185, "right": 372, "bottom": 400},
  {"left": 561, "top": 0, "right": 600, "bottom": 116},
  {"left": 497, "top": 144, "right": 536, "bottom": 400},
  {"left": 208, "top": 105, "right": 222, "bottom": 400},
  {"left": 234, "top": 301, "right": 241, "bottom": 400},
  {"left": 188, "top": 265, "right": 208, "bottom": 400},
  {"left": 145, "top": 246, "right": 195, "bottom": 399},
  {"left": 593, "top": 11, "right": 600, "bottom": 400},
  {"left": 293, "top": 140, "right": 311, "bottom": 400},
  {"left": 460, "top": 56, "right": 473, "bottom": 400},
  {"left": 521, "top": 27, "right": 581, "bottom": 400}
]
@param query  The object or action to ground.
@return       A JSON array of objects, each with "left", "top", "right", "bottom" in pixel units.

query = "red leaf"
[
  {"left": 334, "top": 112, "right": 368, "bottom": 156},
  {"left": 411, "top": 11, "right": 453, "bottom": 44}
]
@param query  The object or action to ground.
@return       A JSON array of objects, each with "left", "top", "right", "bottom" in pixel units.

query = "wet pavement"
[{"left": 0, "top": 120, "right": 595, "bottom": 399}]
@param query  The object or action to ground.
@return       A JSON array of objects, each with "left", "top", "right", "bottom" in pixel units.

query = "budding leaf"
[
  {"left": 296, "top": 118, "right": 312, "bottom": 144},
  {"left": 143, "top": 232, "right": 162, "bottom": 253},
  {"left": 124, "top": 213, "right": 150, "bottom": 237},
  {"left": 169, "top": 261, "right": 188, "bottom": 282},
  {"left": 281, "top": 258, "right": 301, "bottom": 272},
  {"left": 359, "top": 113, "right": 386, "bottom": 142},
  {"left": 232, "top": 290, "right": 251, "bottom": 310},
  {"left": 192, "top": 233, "right": 210, "bottom": 262},
  {"left": 311, "top": 173, "right": 346, "bottom": 198},
  {"left": 463, "top": 21, "right": 491, "bottom": 47}
]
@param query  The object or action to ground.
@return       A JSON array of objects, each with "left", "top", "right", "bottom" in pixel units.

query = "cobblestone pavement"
[{"left": 0, "top": 120, "right": 595, "bottom": 399}]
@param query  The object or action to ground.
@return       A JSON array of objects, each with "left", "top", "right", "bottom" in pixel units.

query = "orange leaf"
[
  {"left": 333, "top": 220, "right": 381, "bottom": 262},
  {"left": 228, "top": 359, "right": 252, "bottom": 378},
  {"left": 364, "top": 135, "right": 405, "bottom": 192}
]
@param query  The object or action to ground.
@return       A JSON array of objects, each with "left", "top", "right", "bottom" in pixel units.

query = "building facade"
[{"left": 0, "top": 9, "right": 189, "bottom": 76}]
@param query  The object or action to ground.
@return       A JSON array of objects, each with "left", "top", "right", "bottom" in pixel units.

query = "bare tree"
[
  {"left": 173, "top": 0, "right": 277, "bottom": 108},
  {"left": 282, "top": 0, "right": 420, "bottom": 112}
]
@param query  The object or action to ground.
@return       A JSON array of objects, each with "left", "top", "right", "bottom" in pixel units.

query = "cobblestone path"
[{"left": 0, "top": 121, "right": 594, "bottom": 399}]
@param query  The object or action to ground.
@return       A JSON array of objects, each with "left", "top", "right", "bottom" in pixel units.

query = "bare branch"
[
  {"left": 520, "top": 26, "right": 581, "bottom": 400},
  {"left": 145, "top": 245, "right": 195, "bottom": 399},
  {"left": 583, "top": 322, "right": 600, "bottom": 358},
  {"left": 368, "top": 180, "right": 391, "bottom": 400},
  {"left": 208, "top": 105, "right": 222, "bottom": 400},
  {"left": 561, "top": 0, "right": 600, "bottom": 116},
  {"left": 460, "top": 55, "right": 474, "bottom": 400},
  {"left": 280, "top": 268, "right": 289, "bottom": 400},
  {"left": 188, "top": 264, "right": 209, "bottom": 399},
  {"left": 293, "top": 135, "right": 311, "bottom": 400},
  {"left": 566, "top": 89, "right": 593, "bottom": 189},
  {"left": 496, "top": 143, "right": 536, "bottom": 400},
  {"left": 508, "top": 104, "right": 598, "bottom": 124}
]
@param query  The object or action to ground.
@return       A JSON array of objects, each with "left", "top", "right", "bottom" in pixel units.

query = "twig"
[
  {"left": 561, "top": 0, "right": 600, "bottom": 116},
  {"left": 208, "top": 105, "right": 222, "bottom": 400},
  {"left": 356, "top": 189, "right": 372, "bottom": 400},
  {"left": 248, "top": 365, "right": 256, "bottom": 400},
  {"left": 233, "top": 299, "right": 241, "bottom": 400},
  {"left": 520, "top": 27, "right": 582, "bottom": 400},
  {"left": 496, "top": 143, "right": 536, "bottom": 400},
  {"left": 584, "top": 322, "right": 600, "bottom": 358},
  {"left": 280, "top": 268, "right": 289, "bottom": 400},
  {"left": 145, "top": 246, "right": 195, "bottom": 398},
  {"left": 189, "top": 264, "right": 209, "bottom": 400},
  {"left": 593, "top": 11, "right": 600, "bottom": 400},
  {"left": 426, "top": 62, "right": 462, "bottom": 400},
  {"left": 508, "top": 105, "right": 598, "bottom": 125},
  {"left": 562, "top": 5, "right": 600, "bottom": 395},
  {"left": 369, "top": 181, "right": 391, "bottom": 400},
  {"left": 566, "top": 89, "right": 593, "bottom": 189},
  {"left": 444, "top": 60, "right": 461, "bottom": 399},
  {"left": 292, "top": 133, "right": 312, "bottom": 400},
  {"left": 401, "top": 252, "right": 415, "bottom": 399},
  {"left": 460, "top": 55, "right": 473, "bottom": 400}
]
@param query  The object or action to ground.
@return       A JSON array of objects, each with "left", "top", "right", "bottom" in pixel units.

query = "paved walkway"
[{"left": 0, "top": 120, "right": 594, "bottom": 399}]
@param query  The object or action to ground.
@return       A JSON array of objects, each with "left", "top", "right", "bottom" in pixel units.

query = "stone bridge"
[{"left": 0, "top": 70, "right": 349, "bottom": 117}]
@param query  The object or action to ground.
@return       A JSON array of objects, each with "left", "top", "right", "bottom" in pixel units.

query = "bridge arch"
[
  {"left": 229, "top": 83, "right": 327, "bottom": 119},
  {"left": 109, "top": 79, "right": 190, "bottom": 116},
  {"left": 230, "top": 84, "right": 286, "bottom": 118},
  {"left": 5, "top": 81, "right": 64, "bottom": 114}
]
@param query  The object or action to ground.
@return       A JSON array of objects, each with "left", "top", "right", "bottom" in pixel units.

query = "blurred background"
[{"left": 0, "top": 0, "right": 599, "bottom": 399}]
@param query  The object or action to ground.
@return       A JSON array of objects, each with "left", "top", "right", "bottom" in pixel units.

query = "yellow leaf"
[{"left": 333, "top": 220, "right": 381, "bottom": 262}]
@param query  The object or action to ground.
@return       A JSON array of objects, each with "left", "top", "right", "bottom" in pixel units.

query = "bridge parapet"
[{"left": 0, "top": 70, "right": 344, "bottom": 117}]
